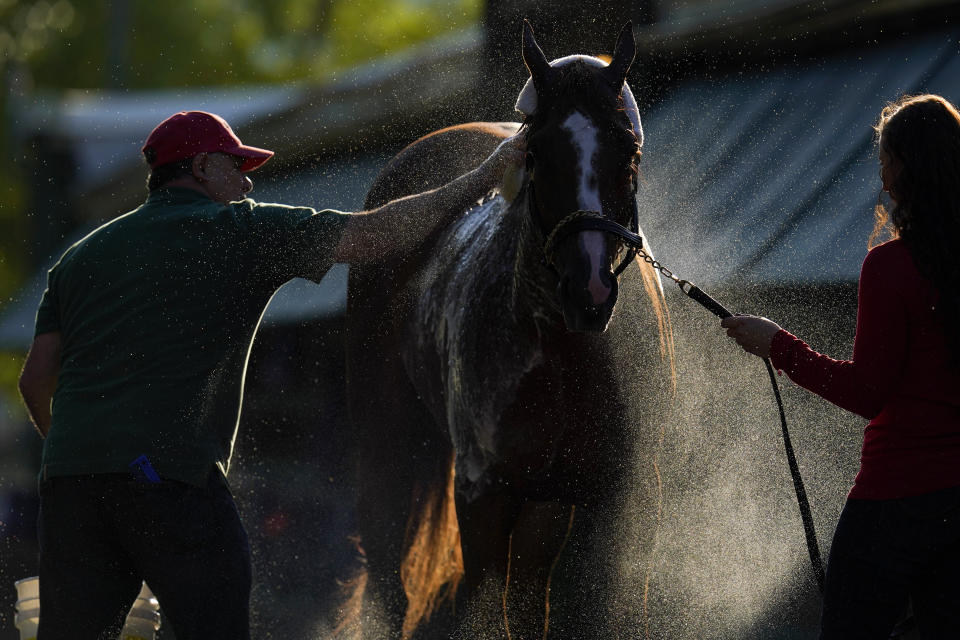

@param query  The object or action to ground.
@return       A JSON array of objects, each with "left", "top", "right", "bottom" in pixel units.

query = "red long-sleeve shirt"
[{"left": 770, "top": 238, "right": 960, "bottom": 500}]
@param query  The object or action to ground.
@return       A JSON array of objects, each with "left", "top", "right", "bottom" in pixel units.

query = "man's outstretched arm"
[{"left": 333, "top": 131, "right": 526, "bottom": 264}]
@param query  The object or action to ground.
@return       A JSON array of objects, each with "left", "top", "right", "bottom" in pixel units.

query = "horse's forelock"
[{"left": 515, "top": 55, "right": 643, "bottom": 146}]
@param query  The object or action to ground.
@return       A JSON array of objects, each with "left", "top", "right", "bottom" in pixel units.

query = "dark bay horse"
[{"left": 345, "top": 21, "right": 675, "bottom": 639}]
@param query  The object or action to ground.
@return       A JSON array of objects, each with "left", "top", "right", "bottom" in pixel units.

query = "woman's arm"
[{"left": 722, "top": 247, "right": 908, "bottom": 419}]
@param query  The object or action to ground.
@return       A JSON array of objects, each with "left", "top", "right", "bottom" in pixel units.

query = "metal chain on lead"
[{"left": 634, "top": 246, "right": 681, "bottom": 284}]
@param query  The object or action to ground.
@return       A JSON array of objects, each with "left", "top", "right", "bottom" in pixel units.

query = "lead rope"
[{"left": 639, "top": 251, "right": 826, "bottom": 594}]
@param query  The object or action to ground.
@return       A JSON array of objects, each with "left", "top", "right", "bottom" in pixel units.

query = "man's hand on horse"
[
  {"left": 484, "top": 130, "right": 528, "bottom": 200},
  {"left": 721, "top": 315, "right": 782, "bottom": 359}
]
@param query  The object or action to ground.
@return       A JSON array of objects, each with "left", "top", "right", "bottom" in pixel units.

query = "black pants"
[
  {"left": 37, "top": 472, "right": 250, "bottom": 640},
  {"left": 820, "top": 484, "right": 960, "bottom": 639}
]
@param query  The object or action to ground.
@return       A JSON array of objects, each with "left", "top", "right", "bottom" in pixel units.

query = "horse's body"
[{"left": 345, "top": 23, "right": 674, "bottom": 639}]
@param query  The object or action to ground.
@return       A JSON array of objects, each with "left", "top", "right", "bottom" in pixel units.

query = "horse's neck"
[{"left": 507, "top": 193, "right": 563, "bottom": 329}]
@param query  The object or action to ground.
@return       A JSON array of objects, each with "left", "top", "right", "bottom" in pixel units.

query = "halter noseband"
[{"left": 529, "top": 176, "right": 643, "bottom": 277}]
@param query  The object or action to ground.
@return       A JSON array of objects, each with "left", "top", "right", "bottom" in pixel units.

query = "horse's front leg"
[
  {"left": 452, "top": 491, "right": 518, "bottom": 638},
  {"left": 544, "top": 469, "right": 661, "bottom": 639},
  {"left": 503, "top": 501, "right": 576, "bottom": 640},
  {"left": 454, "top": 493, "right": 573, "bottom": 640}
]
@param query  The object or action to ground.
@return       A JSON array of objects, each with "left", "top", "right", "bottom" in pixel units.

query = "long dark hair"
[{"left": 871, "top": 94, "right": 960, "bottom": 367}]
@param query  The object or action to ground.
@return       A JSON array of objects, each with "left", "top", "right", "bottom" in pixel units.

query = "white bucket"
[
  {"left": 14, "top": 576, "right": 39, "bottom": 601},
  {"left": 14, "top": 596, "right": 39, "bottom": 611},
  {"left": 13, "top": 608, "right": 39, "bottom": 640},
  {"left": 14, "top": 577, "right": 40, "bottom": 640},
  {"left": 119, "top": 582, "right": 161, "bottom": 640},
  {"left": 11, "top": 577, "right": 161, "bottom": 640}
]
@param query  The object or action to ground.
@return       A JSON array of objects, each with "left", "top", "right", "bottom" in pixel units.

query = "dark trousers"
[
  {"left": 37, "top": 472, "right": 251, "bottom": 640},
  {"left": 819, "top": 484, "right": 960, "bottom": 639}
]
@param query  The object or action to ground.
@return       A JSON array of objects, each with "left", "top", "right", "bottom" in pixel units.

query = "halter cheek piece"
[{"left": 529, "top": 173, "right": 643, "bottom": 277}]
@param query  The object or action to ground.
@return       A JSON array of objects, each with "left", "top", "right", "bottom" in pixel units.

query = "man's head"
[{"left": 142, "top": 111, "right": 274, "bottom": 203}]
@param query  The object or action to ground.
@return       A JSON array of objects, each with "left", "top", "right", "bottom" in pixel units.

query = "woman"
[{"left": 722, "top": 94, "right": 960, "bottom": 639}]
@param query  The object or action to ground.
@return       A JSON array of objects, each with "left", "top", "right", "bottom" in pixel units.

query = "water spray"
[
  {"left": 670, "top": 277, "right": 826, "bottom": 595},
  {"left": 543, "top": 209, "right": 827, "bottom": 594}
]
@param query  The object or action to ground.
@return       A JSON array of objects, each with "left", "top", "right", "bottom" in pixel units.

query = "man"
[{"left": 17, "top": 110, "right": 524, "bottom": 639}]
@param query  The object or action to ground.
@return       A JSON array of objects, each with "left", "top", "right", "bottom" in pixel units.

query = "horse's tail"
[{"left": 400, "top": 448, "right": 463, "bottom": 638}]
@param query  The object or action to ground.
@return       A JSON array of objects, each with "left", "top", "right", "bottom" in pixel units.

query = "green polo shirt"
[{"left": 35, "top": 187, "right": 348, "bottom": 486}]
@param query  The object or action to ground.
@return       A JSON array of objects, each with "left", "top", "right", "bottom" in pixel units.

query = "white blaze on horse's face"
[{"left": 561, "top": 111, "right": 611, "bottom": 306}]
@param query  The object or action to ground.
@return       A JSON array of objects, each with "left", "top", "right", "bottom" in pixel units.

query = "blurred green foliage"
[{"left": 1, "top": 0, "right": 480, "bottom": 88}]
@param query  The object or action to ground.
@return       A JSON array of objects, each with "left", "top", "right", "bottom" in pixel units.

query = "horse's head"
[{"left": 516, "top": 21, "right": 643, "bottom": 332}]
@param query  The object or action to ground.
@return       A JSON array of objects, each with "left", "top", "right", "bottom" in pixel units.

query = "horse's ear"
[
  {"left": 521, "top": 20, "right": 551, "bottom": 89},
  {"left": 603, "top": 21, "right": 636, "bottom": 89}
]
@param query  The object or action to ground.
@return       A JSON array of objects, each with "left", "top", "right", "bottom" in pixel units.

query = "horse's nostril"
[
  {"left": 559, "top": 271, "right": 619, "bottom": 313},
  {"left": 588, "top": 270, "right": 615, "bottom": 306}
]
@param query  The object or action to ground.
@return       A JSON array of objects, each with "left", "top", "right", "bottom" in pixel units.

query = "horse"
[{"left": 344, "top": 21, "right": 676, "bottom": 639}]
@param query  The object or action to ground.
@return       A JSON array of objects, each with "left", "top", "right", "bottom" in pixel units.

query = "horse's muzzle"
[{"left": 558, "top": 270, "right": 619, "bottom": 332}]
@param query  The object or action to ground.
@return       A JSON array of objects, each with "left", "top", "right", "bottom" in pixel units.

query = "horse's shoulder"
[{"left": 364, "top": 122, "right": 521, "bottom": 208}]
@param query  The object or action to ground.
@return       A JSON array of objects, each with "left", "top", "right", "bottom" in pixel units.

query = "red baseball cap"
[{"left": 142, "top": 111, "right": 274, "bottom": 172}]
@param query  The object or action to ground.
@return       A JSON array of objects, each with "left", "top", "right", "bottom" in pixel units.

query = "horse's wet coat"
[
  {"left": 406, "top": 91, "right": 648, "bottom": 500},
  {"left": 346, "top": 22, "right": 675, "bottom": 638}
]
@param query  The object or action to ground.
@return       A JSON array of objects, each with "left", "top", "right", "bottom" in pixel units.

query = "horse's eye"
[{"left": 525, "top": 152, "right": 535, "bottom": 172}]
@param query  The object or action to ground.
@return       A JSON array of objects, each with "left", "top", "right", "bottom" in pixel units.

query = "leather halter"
[{"left": 528, "top": 175, "right": 642, "bottom": 277}]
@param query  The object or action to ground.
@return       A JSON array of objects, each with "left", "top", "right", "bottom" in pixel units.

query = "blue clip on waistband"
[{"left": 129, "top": 455, "right": 162, "bottom": 483}]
